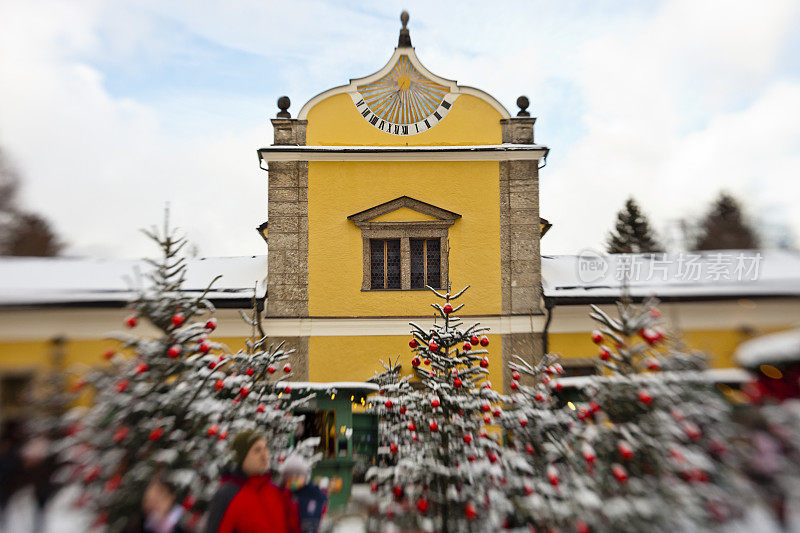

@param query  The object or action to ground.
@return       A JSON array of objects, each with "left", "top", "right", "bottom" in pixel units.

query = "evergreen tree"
[
  {"left": 561, "top": 297, "right": 753, "bottom": 531},
  {"left": 366, "top": 286, "right": 510, "bottom": 532},
  {"left": 693, "top": 192, "right": 759, "bottom": 250},
  {"left": 57, "top": 217, "right": 305, "bottom": 531},
  {"left": 606, "top": 198, "right": 662, "bottom": 254}
]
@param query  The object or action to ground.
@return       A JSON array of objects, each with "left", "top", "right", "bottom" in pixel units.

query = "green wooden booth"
[{"left": 285, "top": 382, "right": 379, "bottom": 510}]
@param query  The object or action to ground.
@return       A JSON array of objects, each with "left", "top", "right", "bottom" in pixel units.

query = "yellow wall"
[
  {"left": 309, "top": 334, "right": 503, "bottom": 387},
  {"left": 549, "top": 327, "right": 790, "bottom": 369},
  {"left": 306, "top": 93, "right": 502, "bottom": 146},
  {"left": 308, "top": 160, "right": 501, "bottom": 317}
]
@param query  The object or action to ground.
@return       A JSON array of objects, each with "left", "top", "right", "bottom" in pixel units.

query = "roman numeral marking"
[
  {"left": 402, "top": 126, "right": 408, "bottom": 135},
  {"left": 370, "top": 115, "right": 378, "bottom": 125},
  {"left": 361, "top": 108, "right": 370, "bottom": 117},
  {"left": 441, "top": 100, "right": 451, "bottom": 109},
  {"left": 356, "top": 99, "right": 365, "bottom": 107},
  {"left": 433, "top": 111, "right": 442, "bottom": 120}
]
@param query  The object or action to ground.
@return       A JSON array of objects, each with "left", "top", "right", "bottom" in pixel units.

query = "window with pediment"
[{"left": 348, "top": 196, "right": 461, "bottom": 291}]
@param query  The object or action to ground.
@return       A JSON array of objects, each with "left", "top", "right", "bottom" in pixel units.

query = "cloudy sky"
[{"left": 1, "top": 0, "right": 798, "bottom": 258}]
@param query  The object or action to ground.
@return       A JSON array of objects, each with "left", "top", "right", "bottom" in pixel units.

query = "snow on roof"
[
  {"left": 557, "top": 368, "right": 753, "bottom": 390},
  {"left": 0, "top": 256, "right": 267, "bottom": 306},
  {"left": 285, "top": 382, "right": 379, "bottom": 392},
  {"left": 735, "top": 328, "right": 800, "bottom": 368},
  {"left": 542, "top": 249, "right": 800, "bottom": 301}
]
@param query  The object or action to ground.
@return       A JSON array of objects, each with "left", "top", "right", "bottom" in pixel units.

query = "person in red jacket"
[{"left": 205, "top": 429, "right": 300, "bottom": 533}]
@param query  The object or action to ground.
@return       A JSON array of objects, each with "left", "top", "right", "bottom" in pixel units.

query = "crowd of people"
[{"left": 0, "top": 423, "right": 328, "bottom": 533}]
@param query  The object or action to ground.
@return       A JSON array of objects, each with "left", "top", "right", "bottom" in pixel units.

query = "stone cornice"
[{"left": 258, "top": 144, "right": 549, "bottom": 162}]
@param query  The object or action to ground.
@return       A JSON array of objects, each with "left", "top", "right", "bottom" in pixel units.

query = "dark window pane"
[
  {"left": 410, "top": 238, "right": 425, "bottom": 288},
  {"left": 426, "top": 239, "right": 441, "bottom": 288},
  {"left": 386, "top": 240, "right": 401, "bottom": 289},
  {"left": 370, "top": 239, "right": 384, "bottom": 289}
]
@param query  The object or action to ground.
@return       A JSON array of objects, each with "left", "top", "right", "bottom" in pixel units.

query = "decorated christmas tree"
[
  {"left": 366, "top": 286, "right": 511, "bottom": 533},
  {"left": 57, "top": 217, "right": 307, "bottom": 531},
  {"left": 498, "top": 353, "right": 599, "bottom": 531},
  {"left": 562, "top": 296, "right": 753, "bottom": 531}
]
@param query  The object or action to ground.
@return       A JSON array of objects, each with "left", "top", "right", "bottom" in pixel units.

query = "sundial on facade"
[{"left": 297, "top": 12, "right": 509, "bottom": 136}]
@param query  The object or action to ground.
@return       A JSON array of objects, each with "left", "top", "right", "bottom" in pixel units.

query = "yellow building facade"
[{"left": 257, "top": 15, "right": 547, "bottom": 392}]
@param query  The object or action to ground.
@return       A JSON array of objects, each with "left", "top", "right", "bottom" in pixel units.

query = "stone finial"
[
  {"left": 516, "top": 96, "right": 530, "bottom": 117},
  {"left": 398, "top": 11, "right": 412, "bottom": 47},
  {"left": 277, "top": 96, "right": 291, "bottom": 118}
]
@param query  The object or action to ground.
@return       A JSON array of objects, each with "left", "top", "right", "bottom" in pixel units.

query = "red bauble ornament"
[
  {"left": 582, "top": 443, "right": 596, "bottom": 464},
  {"left": 576, "top": 520, "right": 591, "bottom": 533},
  {"left": 167, "top": 345, "right": 181, "bottom": 358},
  {"left": 510, "top": 382, "right": 519, "bottom": 390},
  {"left": 385, "top": 400, "right": 394, "bottom": 409},
  {"left": 207, "top": 424, "right": 219, "bottom": 437},
  {"left": 479, "top": 358, "right": 489, "bottom": 368},
  {"left": 284, "top": 386, "right": 292, "bottom": 393},
  {"left": 412, "top": 357, "right": 421, "bottom": 367},
  {"left": 257, "top": 404, "right": 265, "bottom": 413},
  {"left": 547, "top": 466, "right": 559, "bottom": 487},
  {"left": 182, "top": 495, "right": 196, "bottom": 510},
  {"left": 618, "top": 442, "right": 634, "bottom": 460},
  {"left": 135, "top": 363, "right": 148, "bottom": 374},
  {"left": 599, "top": 347, "right": 611, "bottom": 361},
  {"left": 399, "top": 406, "right": 407, "bottom": 415},
  {"left": 483, "top": 415, "right": 492, "bottom": 424},
  {"left": 640, "top": 328, "right": 659, "bottom": 345},
  {"left": 431, "top": 398, "right": 440, "bottom": 408},
  {"left": 591, "top": 330, "right": 603, "bottom": 344},
  {"left": 535, "top": 392, "right": 545, "bottom": 402},
  {"left": 487, "top": 451, "right": 498, "bottom": 463},
  {"left": 116, "top": 379, "right": 129, "bottom": 393},
  {"left": 392, "top": 485, "right": 403, "bottom": 498},
  {"left": 465, "top": 503, "right": 478, "bottom": 520},
  {"left": 612, "top": 463, "right": 628, "bottom": 484},
  {"left": 443, "top": 303, "right": 453, "bottom": 314},
  {"left": 463, "top": 434, "right": 473, "bottom": 443},
  {"left": 267, "top": 365, "right": 276, "bottom": 374},
  {"left": 463, "top": 342, "right": 471, "bottom": 351},
  {"left": 481, "top": 402, "right": 491, "bottom": 412},
  {"left": 283, "top": 364, "right": 291, "bottom": 373},
  {"left": 125, "top": 315, "right": 138, "bottom": 328},
  {"left": 492, "top": 408, "right": 502, "bottom": 418},
  {"left": 429, "top": 420, "right": 439, "bottom": 432},
  {"left": 208, "top": 362, "right": 217, "bottom": 370},
  {"left": 239, "top": 387, "right": 250, "bottom": 397},
  {"left": 511, "top": 371, "right": 520, "bottom": 381},
  {"left": 103, "top": 349, "right": 115, "bottom": 361},
  {"left": 370, "top": 482, "right": 378, "bottom": 493},
  {"left": 589, "top": 401, "right": 601, "bottom": 414},
  {"left": 424, "top": 359, "right": 431, "bottom": 365},
  {"left": 468, "top": 454, "right": 476, "bottom": 462},
  {"left": 409, "top": 338, "right": 418, "bottom": 348},
  {"left": 113, "top": 427, "right": 129, "bottom": 443},
  {"left": 199, "top": 342, "right": 211, "bottom": 354},
  {"left": 214, "top": 380, "right": 224, "bottom": 391},
  {"left": 647, "top": 359, "right": 661, "bottom": 371},
  {"left": 453, "top": 378, "right": 463, "bottom": 388},
  {"left": 417, "top": 498, "right": 429, "bottom": 513},
  {"left": 246, "top": 368, "right": 254, "bottom": 376},
  {"left": 637, "top": 390, "right": 653, "bottom": 406},
  {"left": 149, "top": 428, "right": 164, "bottom": 441},
  {"left": 480, "top": 336, "right": 489, "bottom": 347},
  {"left": 483, "top": 382, "right": 492, "bottom": 389},
  {"left": 650, "top": 308, "right": 661, "bottom": 317},
  {"left": 218, "top": 430, "right": 228, "bottom": 440},
  {"left": 408, "top": 422, "right": 416, "bottom": 432},
  {"left": 470, "top": 336, "right": 479, "bottom": 346},
  {"left": 205, "top": 318, "right": 217, "bottom": 331},
  {"left": 390, "top": 443, "right": 398, "bottom": 454},
  {"left": 412, "top": 433, "right": 418, "bottom": 442},
  {"left": 171, "top": 313, "right": 185, "bottom": 327},
  {"left": 524, "top": 483, "right": 534, "bottom": 495},
  {"left": 684, "top": 422, "right": 702, "bottom": 441},
  {"left": 519, "top": 417, "right": 528, "bottom": 427},
  {"left": 429, "top": 341, "right": 438, "bottom": 351}
]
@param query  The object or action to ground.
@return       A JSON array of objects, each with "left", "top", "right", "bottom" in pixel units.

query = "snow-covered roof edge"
[{"left": 735, "top": 328, "right": 800, "bottom": 368}]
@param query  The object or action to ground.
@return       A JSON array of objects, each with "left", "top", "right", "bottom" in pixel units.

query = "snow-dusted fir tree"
[
  {"left": 499, "top": 353, "right": 601, "bottom": 531},
  {"left": 566, "top": 296, "right": 752, "bottom": 532},
  {"left": 366, "top": 286, "right": 510, "bottom": 533},
  {"left": 58, "top": 218, "right": 306, "bottom": 531}
]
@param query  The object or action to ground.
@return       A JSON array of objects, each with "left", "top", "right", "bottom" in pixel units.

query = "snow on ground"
[{"left": 0, "top": 485, "right": 91, "bottom": 533}]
